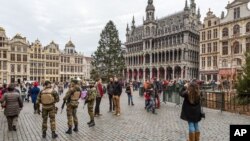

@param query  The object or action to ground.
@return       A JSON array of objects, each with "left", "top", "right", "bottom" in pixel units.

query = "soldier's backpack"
[
  {"left": 41, "top": 89, "right": 55, "bottom": 105},
  {"left": 88, "top": 88, "right": 97, "bottom": 101}
]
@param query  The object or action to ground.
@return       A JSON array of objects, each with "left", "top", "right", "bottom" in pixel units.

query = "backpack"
[
  {"left": 81, "top": 90, "right": 87, "bottom": 100},
  {"left": 125, "top": 86, "right": 131, "bottom": 94},
  {"left": 103, "top": 86, "right": 107, "bottom": 94}
]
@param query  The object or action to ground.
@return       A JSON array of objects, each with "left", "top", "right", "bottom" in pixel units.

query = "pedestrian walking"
[
  {"left": 36, "top": 80, "right": 59, "bottom": 139},
  {"left": 125, "top": 82, "right": 134, "bottom": 106},
  {"left": 0, "top": 84, "right": 23, "bottom": 131},
  {"left": 31, "top": 82, "right": 40, "bottom": 114},
  {"left": 107, "top": 78, "right": 115, "bottom": 112},
  {"left": 63, "top": 79, "right": 81, "bottom": 134},
  {"left": 113, "top": 77, "right": 122, "bottom": 116},
  {"left": 179, "top": 82, "right": 202, "bottom": 141},
  {"left": 86, "top": 81, "right": 97, "bottom": 127},
  {"left": 94, "top": 78, "right": 104, "bottom": 117}
]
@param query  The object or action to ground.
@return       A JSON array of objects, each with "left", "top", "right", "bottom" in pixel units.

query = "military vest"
[
  {"left": 41, "top": 88, "right": 55, "bottom": 105},
  {"left": 71, "top": 91, "right": 81, "bottom": 101}
]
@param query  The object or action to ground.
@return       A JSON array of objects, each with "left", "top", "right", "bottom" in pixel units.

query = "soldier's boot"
[
  {"left": 52, "top": 131, "right": 58, "bottom": 139},
  {"left": 42, "top": 131, "right": 46, "bottom": 138},
  {"left": 65, "top": 127, "right": 72, "bottom": 134},
  {"left": 87, "top": 121, "right": 91, "bottom": 125},
  {"left": 73, "top": 125, "right": 78, "bottom": 132},
  {"left": 88, "top": 120, "right": 95, "bottom": 127}
]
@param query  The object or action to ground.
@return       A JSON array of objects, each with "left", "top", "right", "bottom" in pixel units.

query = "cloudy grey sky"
[{"left": 0, "top": 0, "right": 238, "bottom": 57}]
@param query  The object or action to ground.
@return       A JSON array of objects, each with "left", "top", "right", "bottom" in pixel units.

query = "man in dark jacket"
[
  {"left": 31, "top": 82, "right": 40, "bottom": 114},
  {"left": 107, "top": 78, "right": 115, "bottom": 112},
  {"left": 113, "top": 77, "right": 122, "bottom": 116}
]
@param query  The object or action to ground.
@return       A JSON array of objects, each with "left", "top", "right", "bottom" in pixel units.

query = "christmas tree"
[
  {"left": 91, "top": 21, "right": 125, "bottom": 82},
  {"left": 236, "top": 52, "right": 250, "bottom": 104}
]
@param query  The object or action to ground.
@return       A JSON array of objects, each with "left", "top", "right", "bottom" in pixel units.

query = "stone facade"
[
  {"left": 0, "top": 27, "right": 92, "bottom": 84},
  {"left": 199, "top": 10, "right": 220, "bottom": 81},
  {"left": 124, "top": 0, "right": 201, "bottom": 82},
  {"left": 200, "top": 0, "right": 250, "bottom": 81}
]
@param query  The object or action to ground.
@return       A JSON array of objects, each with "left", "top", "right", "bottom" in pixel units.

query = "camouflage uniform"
[
  {"left": 63, "top": 84, "right": 81, "bottom": 132},
  {"left": 36, "top": 86, "right": 59, "bottom": 137},
  {"left": 87, "top": 87, "right": 97, "bottom": 121}
]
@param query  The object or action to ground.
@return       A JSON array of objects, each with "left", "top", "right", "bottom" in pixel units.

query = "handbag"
[{"left": 200, "top": 98, "right": 205, "bottom": 119}]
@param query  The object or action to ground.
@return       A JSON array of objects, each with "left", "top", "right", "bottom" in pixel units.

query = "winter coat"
[
  {"left": 107, "top": 82, "right": 114, "bottom": 95},
  {"left": 0, "top": 91, "right": 23, "bottom": 116},
  {"left": 31, "top": 86, "right": 40, "bottom": 103},
  {"left": 96, "top": 83, "right": 104, "bottom": 97},
  {"left": 179, "top": 87, "right": 202, "bottom": 122},
  {"left": 113, "top": 82, "right": 122, "bottom": 96}
]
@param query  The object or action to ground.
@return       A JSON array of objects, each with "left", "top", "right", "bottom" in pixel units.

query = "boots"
[
  {"left": 73, "top": 125, "right": 78, "bottom": 132},
  {"left": 42, "top": 131, "right": 46, "bottom": 138},
  {"left": 52, "top": 131, "right": 58, "bottom": 139},
  {"left": 195, "top": 132, "right": 200, "bottom": 141},
  {"left": 87, "top": 121, "right": 91, "bottom": 125},
  {"left": 188, "top": 132, "right": 195, "bottom": 141},
  {"left": 65, "top": 127, "right": 72, "bottom": 134},
  {"left": 88, "top": 120, "right": 95, "bottom": 127}
]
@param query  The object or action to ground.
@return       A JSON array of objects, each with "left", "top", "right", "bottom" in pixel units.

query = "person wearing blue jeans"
[
  {"left": 125, "top": 82, "right": 134, "bottom": 106},
  {"left": 180, "top": 82, "right": 202, "bottom": 141}
]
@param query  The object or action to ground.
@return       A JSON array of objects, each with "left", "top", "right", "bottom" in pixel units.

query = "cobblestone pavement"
[{"left": 0, "top": 89, "right": 250, "bottom": 141}]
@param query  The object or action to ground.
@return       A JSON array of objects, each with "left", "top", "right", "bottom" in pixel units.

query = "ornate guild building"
[
  {"left": 124, "top": 0, "right": 200, "bottom": 81},
  {"left": 199, "top": 0, "right": 250, "bottom": 81},
  {"left": 0, "top": 26, "right": 92, "bottom": 84}
]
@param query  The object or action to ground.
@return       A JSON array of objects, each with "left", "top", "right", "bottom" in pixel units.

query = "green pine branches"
[{"left": 91, "top": 21, "right": 125, "bottom": 82}]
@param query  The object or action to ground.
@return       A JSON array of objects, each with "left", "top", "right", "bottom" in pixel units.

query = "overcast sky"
[{"left": 0, "top": 0, "right": 241, "bottom": 57}]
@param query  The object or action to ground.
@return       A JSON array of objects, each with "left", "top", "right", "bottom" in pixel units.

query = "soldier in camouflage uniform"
[
  {"left": 36, "top": 80, "right": 59, "bottom": 139},
  {"left": 63, "top": 79, "right": 81, "bottom": 134},
  {"left": 86, "top": 81, "right": 97, "bottom": 127}
]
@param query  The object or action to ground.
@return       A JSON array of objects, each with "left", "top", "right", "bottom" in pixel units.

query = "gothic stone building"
[{"left": 124, "top": 0, "right": 200, "bottom": 82}]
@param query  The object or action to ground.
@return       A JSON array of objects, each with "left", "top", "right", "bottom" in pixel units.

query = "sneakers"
[
  {"left": 88, "top": 120, "right": 95, "bottom": 127},
  {"left": 117, "top": 113, "right": 120, "bottom": 116}
]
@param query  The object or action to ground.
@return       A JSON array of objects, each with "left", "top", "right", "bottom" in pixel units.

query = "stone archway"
[
  {"left": 166, "top": 66, "right": 173, "bottom": 80},
  {"left": 133, "top": 69, "right": 138, "bottom": 81},
  {"left": 145, "top": 68, "right": 150, "bottom": 80},
  {"left": 139, "top": 69, "right": 143, "bottom": 80},
  {"left": 152, "top": 68, "right": 157, "bottom": 79},
  {"left": 129, "top": 69, "right": 132, "bottom": 80},
  {"left": 174, "top": 66, "right": 181, "bottom": 79},
  {"left": 159, "top": 67, "right": 165, "bottom": 80}
]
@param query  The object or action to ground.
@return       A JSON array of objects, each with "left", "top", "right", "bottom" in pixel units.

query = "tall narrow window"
[
  {"left": 207, "top": 57, "right": 211, "bottom": 67},
  {"left": 213, "top": 29, "right": 218, "bottom": 38},
  {"left": 222, "top": 42, "right": 228, "bottom": 55},
  {"left": 213, "top": 42, "right": 218, "bottom": 52},
  {"left": 213, "top": 56, "right": 217, "bottom": 67},
  {"left": 222, "top": 28, "right": 229, "bottom": 37},
  {"left": 234, "top": 7, "right": 240, "bottom": 19},
  {"left": 233, "top": 24, "right": 240, "bottom": 35},
  {"left": 246, "top": 22, "right": 250, "bottom": 33},
  {"left": 207, "top": 43, "right": 212, "bottom": 53},
  {"left": 233, "top": 41, "right": 240, "bottom": 54},
  {"left": 207, "top": 30, "right": 212, "bottom": 40},
  {"left": 11, "top": 54, "right": 15, "bottom": 61},
  {"left": 202, "top": 57, "right": 205, "bottom": 68},
  {"left": 246, "top": 38, "right": 250, "bottom": 52}
]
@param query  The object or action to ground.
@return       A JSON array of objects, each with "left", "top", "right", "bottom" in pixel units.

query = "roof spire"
[
  {"left": 131, "top": 16, "right": 135, "bottom": 29},
  {"left": 126, "top": 23, "right": 130, "bottom": 32},
  {"left": 184, "top": 0, "right": 189, "bottom": 11},
  {"left": 197, "top": 7, "right": 201, "bottom": 19}
]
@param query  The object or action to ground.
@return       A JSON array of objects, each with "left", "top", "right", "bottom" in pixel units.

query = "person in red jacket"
[{"left": 94, "top": 78, "right": 104, "bottom": 117}]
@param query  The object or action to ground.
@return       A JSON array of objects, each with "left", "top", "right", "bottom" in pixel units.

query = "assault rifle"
[{"left": 61, "top": 100, "right": 66, "bottom": 114}]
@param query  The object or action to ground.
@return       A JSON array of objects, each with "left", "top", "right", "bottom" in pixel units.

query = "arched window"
[
  {"left": 222, "top": 60, "right": 227, "bottom": 67},
  {"left": 233, "top": 24, "right": 240, "bottom": 35},
  {"left": 246, "top": 22, "right": 250, "bottom": 33},
  {"left": 222, "top": 28, "right": 229, "bottom": 37},
  {"left": 233, "top": 41, "right": 240, "bottom": 54},
  {"left": 208, "top": 20, "right": 211, "bottom": 27}
]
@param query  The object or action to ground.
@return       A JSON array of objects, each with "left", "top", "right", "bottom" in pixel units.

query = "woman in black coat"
[{"left": 180, "top": 82, "right": 201, "bottom": 141}]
